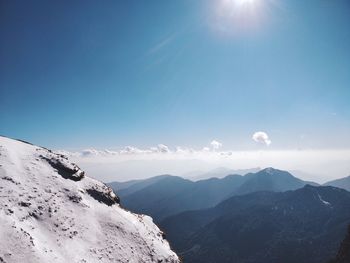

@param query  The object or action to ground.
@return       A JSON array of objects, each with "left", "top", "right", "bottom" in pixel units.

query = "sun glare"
[
  {"left": 211, "top": 0, "right": 267, "bottom": 36},
  {"left": 234, "top": 0, "right": 258, "bottom": 7},
  {"left": 222, "top": 0, "right": 260, "bottom": 11}
]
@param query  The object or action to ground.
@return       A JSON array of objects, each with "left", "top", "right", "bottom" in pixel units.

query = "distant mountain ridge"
[
  {"left": 184, "top": 167, "right": 261, "bottom": 181},
  {"left": 236, "top": 167, "right": 318, "bottom": 195},
  {"left": 109, "top": 168, "right": 318, "bottom": 221},
  {"left": 324, "top": 176, "right": 350, "bottom": 192},
  {"left": 109, "top": 174, "right": 172, "bottom": 195}
]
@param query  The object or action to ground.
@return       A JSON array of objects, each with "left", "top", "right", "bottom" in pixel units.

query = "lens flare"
[
  {"left": 233, "top": 0, "right": 258, "bottom": 7},
  {"left": 210, "top": 0, "right": 271, "bottom": 36}
]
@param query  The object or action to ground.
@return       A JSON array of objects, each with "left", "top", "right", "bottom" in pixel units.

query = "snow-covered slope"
[{"left": 0, "top": 136, "right": 179, "bottom": 263}]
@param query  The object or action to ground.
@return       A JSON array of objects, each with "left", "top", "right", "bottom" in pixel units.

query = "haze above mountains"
[{"left": 64, "top": 147, "right": 350, "bottom": 184}]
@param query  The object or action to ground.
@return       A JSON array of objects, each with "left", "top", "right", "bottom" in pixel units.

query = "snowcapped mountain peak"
[{"left": 0, "top": 136, "right": 179, "bottom": 263}]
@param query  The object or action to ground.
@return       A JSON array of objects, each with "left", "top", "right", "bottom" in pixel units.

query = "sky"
[{"left": 1, "top": 0, "right": 350, "bottom": 181}]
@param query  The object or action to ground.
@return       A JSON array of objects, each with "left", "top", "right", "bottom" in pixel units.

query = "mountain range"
[
  {"left": 109, "top": 168, "right": 318, "bottom": 222},
  {"left": 161, "top": 185, "right": 350, "bottom": 263},
  {"left": 110, "top": 168, "right": 350, "bottom": 263}
]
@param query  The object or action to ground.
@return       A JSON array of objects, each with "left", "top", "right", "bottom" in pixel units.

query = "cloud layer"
[
  {"left": 58, "top": 138, "right": 350, "bottom": 184},
  {"left": 61, "top": 140, "right": 225, "bottom": 158},
  {"left": 67, "top": 148, "right": 350, "bottom": 184}
]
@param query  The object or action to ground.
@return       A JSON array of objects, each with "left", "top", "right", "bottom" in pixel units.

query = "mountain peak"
[
  {"left": 264, "top": 167, "right": 275, "bottom": 174},
  {"left": 259, "top": 167, "right": 291, "bottom": 176},
  {"left": 0, "top": 136, "right": 179, "bottom": 263}
]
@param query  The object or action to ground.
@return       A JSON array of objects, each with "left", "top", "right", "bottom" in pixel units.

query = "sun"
[
  {"left": 223, "top": 0, "right": 259, "bottom": 8},
  {"left": 220, "top": 0, "right": 261, "bottom": 13},
  {"left": 234, "top": 0, "right": 258, "bottom": 6},
  {"left": 211, "top": 0, "right": 267, "bottom": 35}
]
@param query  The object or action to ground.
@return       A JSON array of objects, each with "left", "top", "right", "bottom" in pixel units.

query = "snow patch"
[{"left": 317, "top": 194, "right": 331, "bottom": 206}]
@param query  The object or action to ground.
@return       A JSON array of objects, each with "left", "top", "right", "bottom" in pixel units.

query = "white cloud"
[
  {"left": 59, "top": 140, "right": 222, "bottom": 158},
  {"left": 81, "top": 149, "right": 99, "bottom": 157},
  {"left": 175, "top": 147, "right": 195, "bottom": 154},
  {"left": 74, "top": 144, "right": 172, "bottom": 157},
  {"left": 120, "top": 146, "right": 147, "bottom": 154},
  {"left": 252, "top": 131, "right": 271, "bottom": 146},
  {"left": 210, "top": 140, "right": 223, "bottom": 151},
  {"left": 156, "top": 144, "right": 170, "bottom": 153},
  {"left": 202, "top": 147, "right": 211, "bottom": 152}
]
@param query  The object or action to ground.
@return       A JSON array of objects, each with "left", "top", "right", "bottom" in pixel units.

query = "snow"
[
  {"left": 0, "top": 136, "right": 179, "bottom": 263},
  {"left": 265, "top": 167, "right": 273, "bottom": 174},
  {"left": 317, "top": 193, "right": 331, "bottom": 206}
]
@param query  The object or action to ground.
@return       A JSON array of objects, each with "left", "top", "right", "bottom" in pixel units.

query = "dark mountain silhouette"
[
  {"left": 117, "top": 176, "right": 194, "bottom": 220},
  {"left": 109, "top": 168, "right": 317, "bottom": 221},
  {"left": 329, "top": 225, "right": 350, "bottom": 263},
  {"left": 109, "top": 174, "right": 172, "bottom": 196},
  {"left": 324, "top": 176, "right": 350, "bottom": 191},
  {"left": 236, "top": 167, "right": 318, "bottom": 195},
  {"left": 186, "top": 167, "right": 261, "bottom": 181},
  {"left": 161, "top": 185, "right": 350, "bottom": 263}
]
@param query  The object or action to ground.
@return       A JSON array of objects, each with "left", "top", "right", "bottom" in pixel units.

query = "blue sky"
[{"left": 1, "top": 0, "right": 350, "bottom": 150}]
